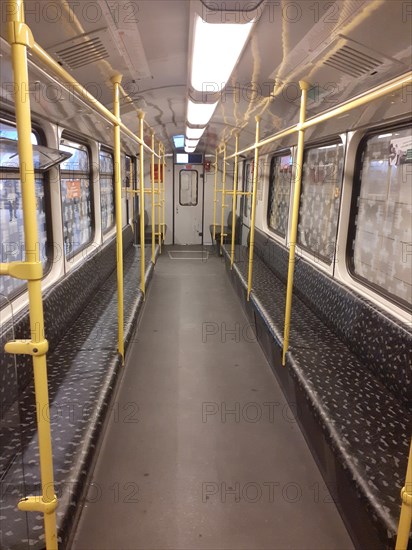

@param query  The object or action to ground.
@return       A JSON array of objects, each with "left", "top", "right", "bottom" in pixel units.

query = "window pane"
[
  {"left": 0, "top": 121, "right": 46, "bottom": 303},
  {"left": 0, "top": 178, "right": 47, "bottom": 301},
  {"left": 179, "top": 170, "right": 198, "bottom": 206},
  {"left": 352, "top": 127, "right": 412, "bottom": 306},
  {"left": 60, "top": 142, "right": 89, "bottom": 172},
  {"left": 298, "top": 142, "right": 344, "bottom": 264},
  {"left": 100, "top": 150, "right": 115, "bottom": 232},
  {"left": 243, "top": 162, "right": 252, "bottom": 218},
  {"left": 267, "top": 153, "right": 292, "bottom": 237},
  {"left": 60, "top": 139, "right": 93, "bottom": 256}
]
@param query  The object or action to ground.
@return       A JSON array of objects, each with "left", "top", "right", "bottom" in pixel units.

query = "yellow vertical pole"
[
  {"left": 129, "top": 157, "right": 134, "bottom": 230},
  {"left": 157, "top": 142, "right": 162, "bottom": 252},
  {"left": 247, "top": 116, "right": 260, "bottom": 300},
  {"left": 150, "top": 131, "right": 156, "bottom": 263},
  {"left": 220, "top": 144, "right": 227, "bottom": 254},
  {"left": 282, "top": 81, "right": 310, "bottom": 365},
  {"left": 138, "top": 112, "right": 146, "bottom": 295},
  {"left": 396, "top": 441, "right": 412, "bottom": 550},
  {"left": 230, "top": 134, "right": 239, "bottom": 268},
  {"left": 162, "top": 146, "right": 166, "bottom": 242},
  {"left": 212, "top": 149, "right": 218, "bottom": 241},
  {"left": 5, "top": 1, "right": 58, "bottom": 547},
  {"left": 111, "top": 74, "right": 124, "bottom": 361}
]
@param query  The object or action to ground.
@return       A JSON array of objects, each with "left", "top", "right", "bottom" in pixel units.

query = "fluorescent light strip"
[
  {"left": 191, "top": 15, "right": 254, "bottom": 93},
  {"left": 187, "top": 100, "right": 218, "bottom": 126},
  {"left": 186, "top": 126, "right": 205, "bottom": 140},
  {"left": 185, "top": 138, "right": 199, "bottom": 147}
]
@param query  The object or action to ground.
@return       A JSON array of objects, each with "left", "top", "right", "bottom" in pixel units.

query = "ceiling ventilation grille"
[
  {"left": 54, "top": 36, "right": 109, "bottom": 70},
  {"left": 323, "top": 45, "right": 381, "bottom": 78}
]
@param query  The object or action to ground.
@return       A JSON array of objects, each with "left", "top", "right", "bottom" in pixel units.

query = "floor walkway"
[{"left": 72, "top": 248, "right": 354, "bottom": 550}]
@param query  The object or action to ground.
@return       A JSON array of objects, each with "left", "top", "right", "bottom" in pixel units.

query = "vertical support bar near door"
[
  {"left": 212, "top": 149, "right": 218, "bottom": 241},
  {"left": 157, "top": 142, "right": 162, "bottom": 252},
  {"left": 220, "top": 144, "right": 227, "bottom": 254},
  {"left": 111, "top": 74, "right": 124, "bottom": 361},
  {"left": 230, "top": 134, "right": 239, "bottom": 268},
  {"left": 396, "top": 440, "right": 412, "bottom": 550},
  {"left": 5, "top": 1, "right": 58, "bottom": 547},
  {"left": 138, "top": 111, "right": 146, "bottom": 295},
  {"left": 282, "top": 81, "right": 310, "bottom": 365},
  {"left": 162, "top": 145, "right": 166, "bottom": 242},
  {"left": 247, "top": 116, "right": 260, "bottom": 300},
  {"left": 151, "top": 131, "right": 156, "bottom": 263}
]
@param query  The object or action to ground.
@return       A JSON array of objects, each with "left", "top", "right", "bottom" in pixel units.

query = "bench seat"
[
  {"left": 0, "top": 228, "right": 157, "bottom": 549},
  {"left": 222, "top": 241, "right": 411, "bottom": 549}
]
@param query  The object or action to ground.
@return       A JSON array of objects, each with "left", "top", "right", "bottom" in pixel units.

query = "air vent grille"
[
  {"left": 55, "top": 36, "right": 109, "bottom": 70},
  {"left": 324, "top": 45, "right": 381, "bottom": 77}
]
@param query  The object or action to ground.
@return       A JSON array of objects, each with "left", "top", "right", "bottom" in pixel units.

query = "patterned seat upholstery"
[
  {"left": 0, "top": 226, "right": 156, "bottom": 548},
  {"left": 222, "top": 232, "right": 412, "bottom": 548}
]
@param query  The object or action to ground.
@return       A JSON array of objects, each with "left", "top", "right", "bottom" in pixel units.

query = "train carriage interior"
[{"left": 0, "top": 0, "right": 411, "bottom": 549}]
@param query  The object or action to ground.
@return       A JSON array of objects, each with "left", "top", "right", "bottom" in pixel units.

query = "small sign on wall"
[
  {"left": 152, "top": 164, "right": 164, "bottom": 183},
  {"left": 66, "top": 180, "right": 81, "bottom": 199}
]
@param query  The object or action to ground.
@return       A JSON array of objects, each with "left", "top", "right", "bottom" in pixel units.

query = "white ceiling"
[{"left": 0, "top": 0, "right": 411, "bottom": 155}]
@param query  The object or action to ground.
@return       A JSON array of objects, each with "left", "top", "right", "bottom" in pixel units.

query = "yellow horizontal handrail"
[
  {"left": 29, "top": 41, "right": 162, "bottom": 157},
  {"left": 226, "top": 71, "right": 412, "bottom": 160}
]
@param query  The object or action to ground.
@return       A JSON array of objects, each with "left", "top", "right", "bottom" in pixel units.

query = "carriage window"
[
  {"left": 298, "top": 142, "right": 344, "bottom": 264},
  {"left": 243, "top": 161, "right": 253, "bottom": 218},
  {"left": 267, "top": 152, "right": 292, "bottom": 238},
  {"left": 60, "top": 138, "right": 93, "bottom": 257},
  {"left": 100, "top": 149, "right": 115, "bottom": 233},
  {"left": 179, "top": 170, "right": 198, "bottom": 206},
  {"left": 0, "top": 121, "right": 49, "bottom": 304},
  {"left": 350, "top": 126, "right": 412, "bottom": 307}
]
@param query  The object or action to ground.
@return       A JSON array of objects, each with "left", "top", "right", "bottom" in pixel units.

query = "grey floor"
[{"left": 71, "top": 248, "right": 354, "bottom": 550}]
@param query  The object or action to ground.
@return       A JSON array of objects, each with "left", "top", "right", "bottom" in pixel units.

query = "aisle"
[{"left": 71, "top": 248, "right": 353, "bottom": 550}]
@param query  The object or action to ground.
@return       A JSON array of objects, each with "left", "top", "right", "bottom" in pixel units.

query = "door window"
[{"left": 179, "top": 170, "right": 198, "bottom": 206}]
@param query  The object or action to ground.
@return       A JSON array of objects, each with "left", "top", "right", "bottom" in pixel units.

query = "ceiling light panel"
[
  {"left": 191, "top": 15, "right": 254, "bottom": 92},
  {"left": 187, "top": 100, "right": 218, "bottom": 125}
]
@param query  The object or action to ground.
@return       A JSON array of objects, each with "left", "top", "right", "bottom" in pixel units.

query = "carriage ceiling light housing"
[
  {"left": 186, "top": 126, "right": 205, "bottom": 140},
  {"left": 187, "top": 100, "right": 218, "bottom": 126},
  {"left": 185, "top": 146, "right": 197, "bottom": 153},
  {"left": 191, "top": 14, "right": 254, "bottom": 93}
]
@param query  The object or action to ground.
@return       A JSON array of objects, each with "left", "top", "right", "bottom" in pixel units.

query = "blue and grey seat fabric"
[
  {"left": 222, "top": 229, "right": 412, "bottom": 550},
  {"left": 0, "top": 226, "right": 157, "bottom": 549}
]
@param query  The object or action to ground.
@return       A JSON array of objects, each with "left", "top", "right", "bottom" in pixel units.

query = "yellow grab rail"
[
  {"left": 226, "top": 72, "right": 412, "bottom": 161},
  {"left": 247, "top": 116, "right": 260, "bottom": 300},
  {"left": 230, "top": 135, "right": 239, "bottom": 268},
  {"left": 138, "top": 112, "right": 146, "bottom": 295},
  {"left": 151, "top": 132, "right": 156, "bottom": 264},
  {"left": 111, "top": 74, "right": 125, "bottom": 362},
  {"left": 5, "top": 0, "right": 58, "bottom": 547},
  {"left": 157, "top": 142, "right": 162, "bottom": 251},
  {"left": 282, "top": 81, "right": 310, "bottom": 365},
  {"left": 162, "top": 146, "right": 166, "bottom": 242},
  {"left": 212, "top": 150, "right": 219, "bottom": 241},
  {"left": 396, "top": 441, "right": 412, "bottom": 549},
  {"left": 219, "top": 144, "right": 227, "bottom": 254}
]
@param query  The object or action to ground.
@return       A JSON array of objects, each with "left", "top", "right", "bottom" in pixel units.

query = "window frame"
[
  {"left": 346, "top": 121, "right": 412, "bottom": 312},
  {"left": 60, "top": 132, "right": 95, "bottom": 259},
  {"left": 179, "top": 169, "right": 198, "bottom": 206},
  {"left": 266, "top": 149, "right": 293, "bottom": 239},
  {"left": 0, "top": 115, "right": 53, "bottom": 307},
  {"left": 297, "top": 137, "right": 346, "bottom": 266},
  {"left": 99, "top": 146, "right": 115, "bottom": 234}
]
